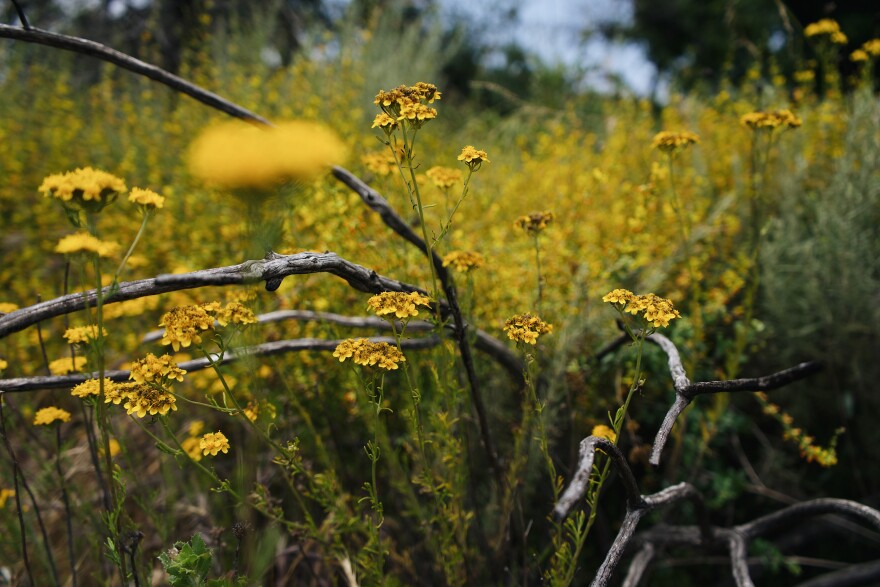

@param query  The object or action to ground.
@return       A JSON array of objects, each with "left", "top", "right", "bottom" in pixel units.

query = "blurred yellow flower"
[
  {"left": 740, "top": 109, "right": 802, "bottom": 130},
  {"left": 33, "top": 406, "right": 72, "bottom": 426},
  {"left": 55, "top": 232, "right": 120, "bottom": 257},
  {"left": 804, "top": 19, "right": 847, "bottom": 44},
  {"left": 0, "top": 488, "right": 15, "bottom": 508},
  {"left": 652, "top": 131, "right": 700, "bottom": 153},
  {"left": 514, "top": 211, "right": 555, "bottom": 235},
  {"left": 426, "top": 166, "right": 463, "bottom": 189},
  {"left": 181, "top": 436, "right": 203, "bottom": 461},
  {"left": 200, "top": 431, "right": 230, "bottom": 456},
  {"left": 0, "top": 359, "right": 7, "bottom": 372},
  {"left": 49, "top": 356, "right": 88, "bottom": 375},
  {"left": 128, "top": 187, "right": 165, "bottom": 209},
  {"left": 591, "top": 425, "right": 617, "bottom": 443},
  {"left": 63, "top": 325, "right": 106, "bottom": 345},
  {"left": 187, "top": 121, "right": 347, "bottom": 189},
  {"left": 0, "top": 302, "right": 19, "bottom": 313},
  {"left": 333, "top": 338, "right": 407, "bottom": 370},
  {"left": 503, "top": 313, "right": 553, "bottom": 345},
  {"left": 442, "top": 251, "right": 484, "bottom": 273},
  {"left": 70, "top": 378, "right": 116, "bottom": 399},
  {"left": 361, "top": 150, "right": 400, "bottom": 176}
]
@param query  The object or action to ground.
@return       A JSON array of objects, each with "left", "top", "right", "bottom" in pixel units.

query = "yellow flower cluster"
[
  {"left": 0, "top": 488, "right": 15, "bottom": 509},
  {"left": 361, "top": 150, "right": 400, "bottom": 176},
  {"left": 851, "top": 39, "right": 880, "bottom": 62},
  {"left": 740, "top": 109, "right": 802, "bottom": 130},
  {"left": 214, "top": 301, "right": 257, "bottom": 327},
  {"left": 652, "top": 131, "right": 700, "bottom": 153},
  {"left": 514, "top": 211, "right": 555, "bottom": 235},
  {"left": 129, "top": 353, "right": 187, "bottom": 385},
  {"left": 55, "top": 232, "right": 120, "bottom": 258},
  {"left": 602, "top": 289, "right": 681, "bottom": 328},
  {"left": 333, "top": 338, "right": 407, "bottom": 370},
  {"left": 426, "top": 166, "right": 463, "bottom": 189},
  {"left": 38, "top": 167, "right": 127, "bottom": 210},
  {"left": 33, "top": 406, "right": 72, "bottom": 426},
  {"left": 442, "top": 250, "right": 485, "bottom": 273},
  {"left": 503, "top": 313, "right": 553, "bottom": 345},
  {"left": 756, "top": 393, "right": 840, "bottom": 467},
  {"left": 804, "top": 19, "right": 847, "bottom": 44},
  {"left": 0, "top": 302, "right": 19, "bottom": 313},
  {"left": 48, "top": 356, "right": 88, "bottom": 375},
  {"left": 63, "top": 325, "right": 107, "bottom": 345},
  {"left": 367, "top": 291, "right": 431, "bottom": 319},
  {"left": 187, "top": 120, "right": 346, "bottom": 190},
  {"left": 199, "top": 431, "right": 231, "bottom": 456},
  {"left": 0, "top": 359, "right": 7, "bottom": 372},
  {"left": 122, "top": 382, "right": 178, "bottom": 418},
  {"left": 128, "top": 187, "right": 165, "bottom": 209},
  {"left": 158, "top": 303, "right": 217, "bottom": 351},
  {"left": 591, "top": 424, "right": 617, "bottom": 443},
  {"left": 70, "top": 378, "right": 115, "bottom": 398},
  {"left": 457, "top": 145, "right": 490, "bottom": 171},
  {"left": 374, "top": 82, "right": 441, "bottom": 130}
]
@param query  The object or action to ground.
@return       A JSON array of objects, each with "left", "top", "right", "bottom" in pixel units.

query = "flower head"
[
  {"left": 188, "top": 121, "right": 347, "bottom": 190},
  {"left": 503, "top": 313, "right": 553, "bottom": 345},
  {"left": 652, "top": 131, "right": 700, "bottom": 153},
  {"left": 0, "top": 302, "right": 19, "bottom": 314},
  {"left": 181, "top": 436, "right": 203, "bottom": 461},
  {"left": 604, "top": 290, "right": 681, "bottom": 328},
  {"left": 49, "top": 356, "right": 88, "bottom": 375},
  {"left": 426, "top": 166, "right": 463, "bottom": 190},
  {"left": 128, "top": 187, "right": 165, "bottom": 209},
  {"left": 34, "top": 407, "right": 72, "bottom": 426},
  {"left": 804, "top": 19, "right": 847, "bottom": 44},
  {"left": 200, "top": 431, "right": 230, "bottom": 456},
  {"left": 39, "top": 167, "right": 127, "bottom": 212},
  {"left": 442, "top": 250, "right": 485, "bottom": 273},
  {"left": 591, "top": 425, "right": 617, "bottom": 443},
  {"left": 457, "top": 146, "right": 490, "bottom": 171},
  {"left": 514, "top": 211, "right": 555, "bottom": 236},
  {"left": 361, "top": 150, "right": 401, "bottom": 176},
  {"left": 333, "top": 338, "right": 406, "bottom": 370},
  {"left": 55, "top": 232, "right": 120, "bottom": 258},
  {"left": 371, "top": 113, "right": 399, "bottom": 134},
  {"left": 71, "top": 378, "right": 116, "bottom": 399},
  {"left": 129, "top": 353, "right": 186, "bottom": 385},
  {"left": 158, "top": 304, "right": 217, "bottom": 351},
  {"left": 121, "top": 382, "right": 177, "bottom": 418},
  {"left": 367, "top": 291, "right": 431, "bottom": 320},
  {"left": 740, "top": 109, "right": 802, "bottom": 131},
  {"left": 215, "top": 302, "right": 257, "bottom": 327},
  {"left": 374, "top": 83, "right": 441, "bottom": 117},
  {"left": 63, "top": 325, "right": 106, "bottom": 345}
]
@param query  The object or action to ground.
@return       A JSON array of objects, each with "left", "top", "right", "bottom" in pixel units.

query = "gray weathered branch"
[{"left": 0, "top": 336, "right": 439, "bottom": 394}]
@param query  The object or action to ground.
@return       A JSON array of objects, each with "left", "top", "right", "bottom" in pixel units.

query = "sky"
[{"left": 441, "top": 0, "right": 662, "bottom": 96}]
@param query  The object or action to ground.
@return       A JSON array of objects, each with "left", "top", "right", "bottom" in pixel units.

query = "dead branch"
[
  {"left": 0, "top": 336, "right": 439, "bottom": 394},
  {"left": 647, "top": 332, "right": 821, "bottom": 465}
]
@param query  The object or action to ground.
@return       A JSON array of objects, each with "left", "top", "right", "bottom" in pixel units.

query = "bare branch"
[
  {"left": 0, "top": 23, "right": 270, "bottom": 126},
  {"left": 727, "top": 531, "right": 754, "bottom": 587},
  {"left": 0, "top": 251, "right": 422, "bottom": 340},
  {"left": 0, "top": 336, "right": 439, "bottom": 394},
  {"left": 592, "top": 508, "right": 650, "bottom": 586},
  {"left": 793, "top": 559, "right": 880, "bottom": 587},
  {"left": 645, "top": 332, "right": 822, "bottom": 466},
  {"left": 737, "top": 498, "right": 880, "bottom": 539},
  {"left": 621, "top": 543, "right": 655, "bottom": 587}
]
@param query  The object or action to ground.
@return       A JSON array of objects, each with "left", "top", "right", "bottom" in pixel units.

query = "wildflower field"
[{"left": 0, "top": 6, "right": 879, "bottom": 586}]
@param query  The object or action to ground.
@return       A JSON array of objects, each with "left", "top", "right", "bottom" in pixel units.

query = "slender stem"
[
  {"left": 0, "top": 398, "right": 34, "bottom": 583},
  {"left": 114, "top": 212, "right": 151, "bottom": 283},
  {"left": 55, "top": 425, "right": 79, "bottom": 587}
]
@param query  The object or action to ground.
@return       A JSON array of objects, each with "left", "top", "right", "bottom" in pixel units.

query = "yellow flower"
[
  {"left": 188, "top": 420, "right": 206, "bottom": 437},
  {"left": 396, "top": 100, "right": 438, "bottom": 127},
  {"left": 200, "top": 431, "right": 230, "bottom": 456},
  {"left": 361, "top": 150, "right": 400, "bottom": 176},
  {"left": 591, "top": 425, "right": 617, "bottom": 443},
  {"left": 158, "top": 304, "right": 216, "bottom": 351},
  {"left": 608, "top": 291, "right": 681, "bottom": 328},
  {"left": 652, "top": 131, "right": 700, "bottom": 153},
  {"left": 371, "top": 113, "right": 399, "bottom": 133},
  {"left": 122, "top": 382, "right": 178, "bottom": 418},
  {"left": 128, "top": 187, "right": 165, "bottom": 209},
  {"left": 442, "top": 250, "right": 484, "bottom": 273},
  {"left": 55, "top": 232, "right": 120, "bottom": 258},
  {"left": 367, "top": 291, "right": 431, "bottom": 320},
  {"left": 514, "top": 211, "right": 555, "bottom": 235},
  {"left": 602, "top": 288, "right": 634, "bottom": 305},
  {"left": 129, "top": 353, "right": 186, "bottom": 385},
  {"left": 503, "top": 313, "right": 553, "bottom": 345},
  {"left": 187, "top": 120, "right": 347, "bottom": 190},
  {"left": 850, "top": 49, "right": 869, "bottom": 62},
  {"left": 214, "top": 302, "right": 257, "bottom": 327},
  {"left": 0, "top": 488, "right": 15, "bottom": 508},
  {"left": 333, "top": 339, "right": 406, "bottom": 370},
  {"left": 63, "top": 325, "right": 107, "bottom": 345},
  {"left": 426, "top": 166, "right": 463, "bottom": 189},
  {"left": 70, "top": 378, "right": 116, "bottom": 399},
  {"left": 804, "top": 18, "right": 842, "bottom": 38},
  {"left": 49, "top": 356, "right": 88, "bottom": 375},
  {"left": 863, "top": 39, "right": 880, "bottom": 56},
  {"left": 457, "top": 145, "right": 490, "bottom": 171},
  {"left": 740, "top": 110, "right": 802, "bottom": 130},
  {"left": 0, "top": 302, "right": 19, "bottom": 313},
  {"left": 181, "top": 436, "right": 203, "bottom": 461},
  {"left": 33, "top": 406, "right": 72, "bottom": 426},
  {"left": 0, "top": 358, "right": 8, "bottom": 372},
  {"left": 38, "top": 167, "right": 127, "bottom": 211}
]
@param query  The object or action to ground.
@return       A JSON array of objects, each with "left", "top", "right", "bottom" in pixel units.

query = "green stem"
[{"left": 113, "top": 211, "right": 151, "bottom": 283}]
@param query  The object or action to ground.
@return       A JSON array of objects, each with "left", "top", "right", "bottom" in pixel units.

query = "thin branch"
[
  {"left": 0, "top": 336, "right": 439, "bottom": 393},
  {"left": 0, "top": 23, "right": 270, "bottom": 125},
  {"left": 793, "top": 559, "right": 880, "bottom": 587},
  {"left": 737, "top": 498, "right": 880, "bottom": 539},
  {"left": 646, "top": 332, "right": 822, "bottom": 465},
  {"left": 621, "top": 543, "right": 655, "bottom": 587}
]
